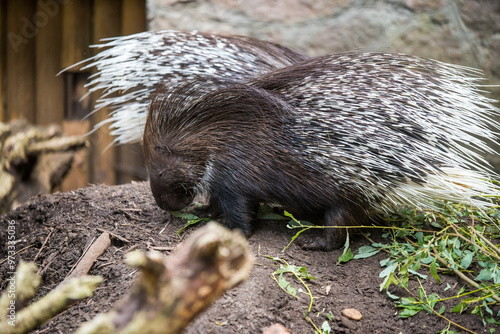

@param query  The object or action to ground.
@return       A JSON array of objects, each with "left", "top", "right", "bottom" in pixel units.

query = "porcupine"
[
  {"left": 63, "top": 30, "right": 308, "bottom": 144},
  {"left": 144, "top": 52, "right": 500, "bottom": 251}
]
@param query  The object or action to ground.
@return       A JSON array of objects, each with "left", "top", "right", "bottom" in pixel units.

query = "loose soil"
[{"left": 1, "top": 182, "right": 498, "bottom": 333}]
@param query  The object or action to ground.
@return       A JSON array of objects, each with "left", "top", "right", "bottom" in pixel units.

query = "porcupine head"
[{"left": 143, "top": 78, "right": 359, "bottom": 251}]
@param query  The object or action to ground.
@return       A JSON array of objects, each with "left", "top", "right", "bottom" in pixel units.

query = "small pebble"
[
  {"left": 341, "top": 308, "right": 362, "bottom": 321},
  {"left": 261, "top": 323, "right": 290, "bottom": 334}
]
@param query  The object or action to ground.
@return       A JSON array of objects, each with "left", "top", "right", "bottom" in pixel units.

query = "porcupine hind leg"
[{"left": 298, "top": 205, "right": 359, "bottom": 251}]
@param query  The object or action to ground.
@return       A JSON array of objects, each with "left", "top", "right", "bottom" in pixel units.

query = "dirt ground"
[{"left": 1, "top": 181, "right": 498, "bottom": 333}]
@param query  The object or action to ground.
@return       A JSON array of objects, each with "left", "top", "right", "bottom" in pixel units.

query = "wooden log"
[
  {"left": 0, "top": 119, "right": 87, "bottom": 212},
  {"left": 0, "top": 261, "right": 102, "bottom": 334},
  {"left": 76, "top": 222, "right": 255, "bottom": 334}
]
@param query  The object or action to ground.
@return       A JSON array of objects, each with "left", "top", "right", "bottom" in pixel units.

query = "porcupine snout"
[{"left": 147, "top": 154, "right": 197, "bottom": 212}]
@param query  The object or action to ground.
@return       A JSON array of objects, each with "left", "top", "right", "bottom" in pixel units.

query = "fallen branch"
[
  {"left": 0, "top": 119, "right": 88, "bottom": 212},
  {"left": 65, "top": 232, "right": 111, "bottom": 281},
  {"left": 0, "top": 261, "right": 102, "bottom": 334},
  {"left": 77, "top": 222, "right": 254, "bottom": 334}
]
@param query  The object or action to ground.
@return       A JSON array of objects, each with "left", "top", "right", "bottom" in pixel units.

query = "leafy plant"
[
  {"left": 258, "top": 248, "right": 336, "bottom": 333},
  {"left": 353, "top": 202, "right": 500, "bottom": 331},
  {"left": 169, "top": 211, "right": 211, "bottom": 235}
]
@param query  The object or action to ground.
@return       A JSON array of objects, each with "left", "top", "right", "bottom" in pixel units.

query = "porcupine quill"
[
  {"left": 144, "top": 51, "right": 500, "bottom": 250},
  {"left": 61, "top": 30, "right": 308, "bottom": 144}
]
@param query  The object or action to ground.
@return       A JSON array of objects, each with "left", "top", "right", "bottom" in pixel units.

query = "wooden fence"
[{"left": 0, "top": 0, "right": 148, "bottom": 191}]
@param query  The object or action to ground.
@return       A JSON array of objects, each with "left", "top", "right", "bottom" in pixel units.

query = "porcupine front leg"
[
  {"left": 193, "top": 199, "right": 223, "bottom": 219},
  {"left": 211, "top": 189, "right": 259, "bottom": 236}
]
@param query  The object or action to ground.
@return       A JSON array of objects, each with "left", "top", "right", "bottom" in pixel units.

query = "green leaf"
[
  {"left": 321, "top": 321, "right": 331, "bottom": 334},
  {"left": 415, "top": 232, "right": 424, "bottom": 243},
  {"left": 492, "top": 266, "right": 500, "bottom": 284},
  {"left": 380, "top": 262, "right": 398, "bottom": 279},
  {"left": 476, "top": 268, "right": 493, "bottom": 282},
  {"left": 460, "top": 251, "right": 474, "bottom": 270},
  {"left": 257, "top": 205, "right": 286, "bottom": 220},
  {"left": 277, "top": 273, "right": 297, "bottom": 296},
  {"left": 421, "top": 255, "right": 434, "bottom": 264},
  {"left": 354, "top": 246, "right": 380, "bottom": 259},
  {"left": 386, "top": 290, "right": 400, "bottom": 300},
  {"left": 258, "top": 212, "right": 287, "bottom": 220},
  {"left": 338, "top": 248, "right": 353, "bottom": 263},
  {"left": 430, "top": 258, "right": 441, "bottom": 283},
  {"left": 399, "top": 307, "right": 421, "bottom": 318},
  {"left": 411, "top": 260, "right": 421, "bottom": 272},
  {"left": 170, "top": 211, "right": 212, "bottom": 235},
  {"left": 452, "top": 301, "right": 467, "bottom": 313},
  {"left": 169, "top": 211, "right": 200, "bottom": 220},
  {"left": 408, "top": 269, "right": 427, "bottom": 280},
  {"left": 380, "top": 271, "right": 396, "bottom": 291}
]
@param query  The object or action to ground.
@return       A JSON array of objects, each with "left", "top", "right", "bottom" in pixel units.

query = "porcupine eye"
[{"left": 148, "top": 149, "right": 196, "bottom": 211}]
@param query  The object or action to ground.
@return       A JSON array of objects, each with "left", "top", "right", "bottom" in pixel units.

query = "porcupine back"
[
  {"left": 248, "top": 51, "right": 500, "bottom": 212},
  {"left": 144, "top": 51, "right": 500, "bottom": 251},
  {"left": 64, "top": 30, "right": 308, "bottom": 144}
]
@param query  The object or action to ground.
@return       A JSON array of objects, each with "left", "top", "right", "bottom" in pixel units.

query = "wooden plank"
[
  {"left": 60, "top": 2, "right": 92, "bottom": 189},
  {"left": 117, "top": 0, "right": 147, "bottom": 184},
  {"left": 61, "top": 0, "right": 91, "bottom": 69},
  {"left": 36, "top": 0, "right": 64, "bottom": 125},
  {"left": 91, "top": 0, "right": 122, "bottom": 185},
  {"left": 60, "top": 119, "right": 91, "bottom": 191},
  {"left": 6, "top": 0, "right": 36, "bottom": 122},
  {"left": 60, "top": 72, "right": 93, "bottom": 191},
  {"left": 0, "top": 1, "right": 5, "bottom": 122},
  {"left": 122, "top": 0, "right": 146, "bottom": 35}
]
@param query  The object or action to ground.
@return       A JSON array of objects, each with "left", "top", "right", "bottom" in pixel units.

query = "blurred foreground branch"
[
  {"left": 77, "top": 222, "right": 254, "bottom": 334},
  {"left": 0, "top": 119, "right": 87, "bottom": 212}
]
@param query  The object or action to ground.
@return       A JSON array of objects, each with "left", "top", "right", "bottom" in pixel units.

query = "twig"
[
  {"left": 400, "top": 278, "right": 479, "bottom": 334},
  {"left": 431, "top": 247, "right": 500, "bottom": 304},
  {"left": 34, "top": 230, "right": 53, "bottom": 262},
  {"left": 0, "top": 245, "right": 35, "bottom": 265},
  {"left": 64, "top": 232, "right": 111, "bottom": 281},
  {"left": 96, "top": 228, "right": 130, "bottom": 243}
]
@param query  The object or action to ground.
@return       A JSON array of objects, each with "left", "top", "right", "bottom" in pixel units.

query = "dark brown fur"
[{"left": 143, "top": 78, "right": 370, "bottom": 251}]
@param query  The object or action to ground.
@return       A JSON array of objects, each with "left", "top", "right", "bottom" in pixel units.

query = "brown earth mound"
[{"left": 0, "top": 182, "right": 496, "bottom": 333}]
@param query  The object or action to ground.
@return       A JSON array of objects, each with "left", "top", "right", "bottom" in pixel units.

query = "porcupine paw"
[
  {"left": 189, "top": 199, "right": 222, "bottom": 219},
  {"left": 295, "top": 231, "right": 343, "bottom": 251}
]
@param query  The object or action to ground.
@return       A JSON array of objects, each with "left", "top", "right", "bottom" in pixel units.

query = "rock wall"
[
  {"left": 147, "top": 0, "right": 500, "bottom": 168},
  {"left": 148, "top": 0, "right": 499, "bottom": 74}
]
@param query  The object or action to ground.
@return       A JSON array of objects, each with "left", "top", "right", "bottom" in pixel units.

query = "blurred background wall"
[
  {"left": 148, "top": 0, "right": 500, "bottom": 170},
  {"left": 1, "top": 0, "right": 499, "bottom": 195}
]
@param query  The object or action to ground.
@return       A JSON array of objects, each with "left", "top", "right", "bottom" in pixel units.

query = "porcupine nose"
[{"left": 149, "top": 167, "right": 194, "bottom": 212}]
